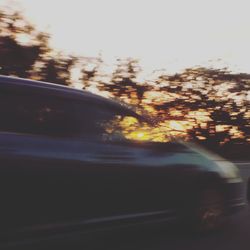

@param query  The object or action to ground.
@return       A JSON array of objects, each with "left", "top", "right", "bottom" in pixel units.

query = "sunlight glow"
[
  {"left": 168, "top": 121, "right": 186, "bottom": 131},
  {"left": 4, "top": 0, "right": 250, "bottom": 75}
]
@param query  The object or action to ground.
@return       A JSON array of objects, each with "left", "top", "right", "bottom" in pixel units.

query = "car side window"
[
  {"left": 0, "top": 89, "right": 152, "bottom": 141},
  {"left": 0, "top": 91, "right": 79, "bottom": 137},
  {"left": 75, "top": 102, "right": 167, "bottom": 143},
  {"left": 74, "top": 101, "right": 122, "bottom": 140},
  {"left": 75, "top": 101, "right": 145, "bottom": 142}
]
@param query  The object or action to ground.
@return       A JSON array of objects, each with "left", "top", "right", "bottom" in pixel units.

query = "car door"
[
  {"left": 103, "top": 141, "right": 173, "bottom": 216},
  {"left": 72, "top": 102, "right": 176, "bottom": 220},
  {"left": 85, "top": 140, "right": 181, "bottom": 220},
  {"left": 0, "top": 88, "right": 150, "bottom": 237},
  {"left": 0, "top": 90, "right": 83, "bottom": 232}
]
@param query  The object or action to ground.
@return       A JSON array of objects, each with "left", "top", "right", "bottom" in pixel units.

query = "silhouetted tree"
[
  {"left": 79, "top": 57, "right": 103, "bottom": 89},
  {"left": 0, "top": 9, "right": 50, "bottom": 78},
  {"left": 99, "top": 58, "right": 152, "bottom": 105},
  {"left": 0, "top": 7, "right": 76, "bottom": 85},
  {"left": 39, "top": 56, "right": 77, "bottom": 86},
  {"left": 0, "top": 36, "right": 41, "bottom": 77},
  {"left": 151, "top": 67, "right": 250, "bottom": 147}
]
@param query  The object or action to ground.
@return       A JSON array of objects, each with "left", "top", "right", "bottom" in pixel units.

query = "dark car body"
[{"left": 0, "top": 75, "right": 245, "bottom": 245}]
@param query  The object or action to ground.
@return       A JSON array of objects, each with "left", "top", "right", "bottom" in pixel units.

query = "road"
[{"left": 7, "top": 162, "right": 250, "bottom": 250}]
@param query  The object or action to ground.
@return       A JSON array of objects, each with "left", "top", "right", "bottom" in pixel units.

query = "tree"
[
  {"left": 0, "top": 7, "right": 77, "bottom": 86},
  {"left": 98, "top": 58, "right": 152, "bottom": 105},
  {"left": 39, "top": 56, "right": 77, "bottom": 86},
  {"left": 0, "top": 36, "right": 41, "bottom": 78},
  {"left": 150, "top": 67, "right": 250, "bottom": 146},
  {"left": 0, "top": 9, "right": 50, "bottom": 78}
]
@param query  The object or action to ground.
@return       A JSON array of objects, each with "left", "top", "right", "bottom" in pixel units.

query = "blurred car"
[{"left": 0, "top": 75, "right": 245, "bottom": 246}]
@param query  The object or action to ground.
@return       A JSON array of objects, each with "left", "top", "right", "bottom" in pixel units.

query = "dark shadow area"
[{"left": 7, "top": 207, "right": 249, "bottom": 250}]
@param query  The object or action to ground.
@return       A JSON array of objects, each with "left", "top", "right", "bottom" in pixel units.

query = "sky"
[{"left": 3, "top": 0, "right": 250, "bottom": 75}]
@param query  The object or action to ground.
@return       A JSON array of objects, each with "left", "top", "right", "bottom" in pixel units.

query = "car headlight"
[{"left": 216, "top": 161, "right": 242, "bottom": 183}]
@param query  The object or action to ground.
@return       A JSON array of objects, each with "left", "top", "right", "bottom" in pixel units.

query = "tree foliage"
[{"left": 0, "top": 8, "right": 76, "bottom": 85}]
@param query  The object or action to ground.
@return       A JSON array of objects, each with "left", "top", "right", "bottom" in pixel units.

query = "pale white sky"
[{"left": 3, "top": 0, "right": 250, "bottom": 74}]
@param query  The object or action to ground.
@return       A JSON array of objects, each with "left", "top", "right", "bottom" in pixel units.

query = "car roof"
[
  {"left": 0, "top": 75, "right": 147, "bottom": 121},
  {"left": 0, "top": 75, "right": 112, "bottom": 102}
]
